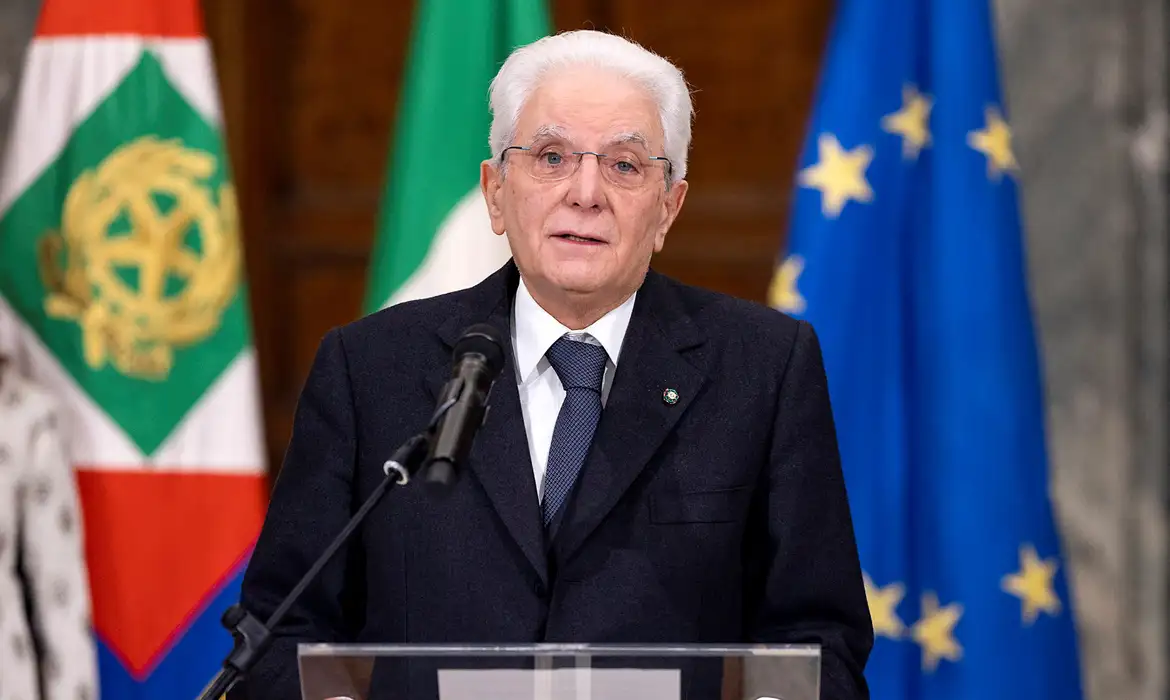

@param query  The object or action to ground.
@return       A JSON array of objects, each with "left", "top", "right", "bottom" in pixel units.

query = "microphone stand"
[{"left": 195, "top": 430, "right": 432, "bottom": 700}]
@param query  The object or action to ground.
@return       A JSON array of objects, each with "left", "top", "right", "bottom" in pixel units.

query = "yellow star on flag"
[
  {"left": 911, "top": 592, "right": 963, "bottom": 672},
  {"left": 967, "top": 106, "right": 1018, "bottom": 179},
  {"left": 1001, "top": 543, "right": 1062, "bottom": 625},
  {"left": 768, "top": 255, "right": 806, "bottom": 314},
  {"left": 863, "top": 572, "right": 906, "bottom": 639},
  {"left": 881, "top": 84, "right": 933, "bottom": 159},
  {"left": 798, "top": 133, "right": 874, "bottom": 218}
]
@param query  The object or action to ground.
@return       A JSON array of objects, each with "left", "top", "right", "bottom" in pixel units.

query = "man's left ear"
[{"left": 654, "top": 179, "right": 688, "bottom": 252}]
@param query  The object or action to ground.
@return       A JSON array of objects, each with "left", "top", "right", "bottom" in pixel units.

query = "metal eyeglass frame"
[{"left": 499, "top": 145, "right": 674, "bottom": 187}]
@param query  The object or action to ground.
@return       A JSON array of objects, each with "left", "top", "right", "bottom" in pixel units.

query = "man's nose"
[{"left": 567, "top": 153, "right": 606, "bottom": 209}]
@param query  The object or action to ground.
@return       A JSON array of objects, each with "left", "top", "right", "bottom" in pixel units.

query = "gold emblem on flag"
[{"left": 37, "top": 135, "right": 240, "bottom": 381}]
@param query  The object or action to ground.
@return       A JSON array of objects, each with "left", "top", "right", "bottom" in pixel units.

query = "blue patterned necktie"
[{"left": 541, "top": 335, "right": 609, "bottom": 528}]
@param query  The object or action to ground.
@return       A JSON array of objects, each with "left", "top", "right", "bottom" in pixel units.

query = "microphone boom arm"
[{"left": 195, "top": 432, "right": 431, "bottom": 700}]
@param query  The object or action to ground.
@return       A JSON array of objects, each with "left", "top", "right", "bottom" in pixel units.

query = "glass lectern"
[{"left": 296, "top": 643, "right": 821, "bottom": 700}]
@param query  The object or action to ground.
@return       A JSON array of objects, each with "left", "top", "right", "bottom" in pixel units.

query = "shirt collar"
[{"left": 512, "top": 276, "right": 636, "bottom": 383}]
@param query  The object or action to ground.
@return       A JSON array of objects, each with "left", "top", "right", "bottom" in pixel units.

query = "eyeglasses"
[{"left": 500, "top": 144, "right": 673, "bottom": 189}]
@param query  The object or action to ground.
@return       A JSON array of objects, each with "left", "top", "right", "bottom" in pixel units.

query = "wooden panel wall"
[{"left": 201, "top": 0, "right": 834, "bottom": 470}]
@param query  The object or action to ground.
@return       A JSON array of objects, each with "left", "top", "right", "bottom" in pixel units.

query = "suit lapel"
[
  {"left": 428, "top": 262, "right": 548, "bottom": 586},
  {"left": 551, "top": 270, "right": 708, "bottom": 566}
]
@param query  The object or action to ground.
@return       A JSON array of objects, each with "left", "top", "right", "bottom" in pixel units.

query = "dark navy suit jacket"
[{"left": 231, "top": 261, "right": 873, "bottom": 699}]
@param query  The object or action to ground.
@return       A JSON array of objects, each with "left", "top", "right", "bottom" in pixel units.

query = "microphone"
[{"left": 423, "top": 323, "right": 506, "bottom": 485}]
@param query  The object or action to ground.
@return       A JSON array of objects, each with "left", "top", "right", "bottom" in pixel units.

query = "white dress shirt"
[{"left": 511, "top": 277, "right": 636, "bottom": 502}]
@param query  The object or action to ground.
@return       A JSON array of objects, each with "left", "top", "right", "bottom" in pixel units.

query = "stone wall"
[
  {"left": 0, "top": 0, "right": 37, "bottom": 167},
  {"left": 994, "top": 0, "right": 1169, "bottom": 697}
]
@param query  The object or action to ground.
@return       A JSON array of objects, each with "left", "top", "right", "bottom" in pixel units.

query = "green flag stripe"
[{"left": 362, "top": 0, "right": 551, "bottom": 313}]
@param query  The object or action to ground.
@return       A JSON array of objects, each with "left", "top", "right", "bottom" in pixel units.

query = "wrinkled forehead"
[{"left": 514, "top": 68, "right": 665, "bottom": 150}]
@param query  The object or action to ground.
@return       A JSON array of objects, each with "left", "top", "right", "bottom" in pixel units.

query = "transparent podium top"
[{"left": 297, "top": 643, "right": 821, "bottom": 700}]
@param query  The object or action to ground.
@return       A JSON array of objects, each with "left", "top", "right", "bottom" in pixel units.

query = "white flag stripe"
[
  {"left": 0, "top": 37, "right": 140, "bottom": 214},
  {"left": 0, "top": 295, "right": 142, "bottom": 466},
  {"left": 152, "top": 351, "right": 265, "bottom": 473},
  {"left": 153, "top": 39, "right": 222, "bottom": 127},
  {"left": 383, "top": 188, "right": 513, "bottom": 308}
]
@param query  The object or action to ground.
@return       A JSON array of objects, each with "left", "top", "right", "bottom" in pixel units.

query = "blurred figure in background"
[{"left": 0, "top": 353, "right": 99, "bottom": 700}]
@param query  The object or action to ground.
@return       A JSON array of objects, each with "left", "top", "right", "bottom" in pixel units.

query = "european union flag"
[{"left": 771, "top": 1, "right": 1086, "bottom": 697}]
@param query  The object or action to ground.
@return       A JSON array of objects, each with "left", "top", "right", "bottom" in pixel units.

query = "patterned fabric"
[
  {"left": 540, "top": 336, "right": 608, "bottom": 527},
  {"left": 0, "top": 367, "right": 98, "bottom": 700}
]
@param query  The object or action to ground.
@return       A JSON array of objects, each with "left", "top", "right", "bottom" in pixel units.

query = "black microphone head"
[
  {"left": 423, "top": 459, "right": 457, "bottom": 488},
  {"left": 453, "top": 323, "right": 505, "bottom": 379}
]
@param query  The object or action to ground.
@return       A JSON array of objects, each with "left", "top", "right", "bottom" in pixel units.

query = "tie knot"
[{"left": 546, "top": 336, "right": 608, "bottom": 391}]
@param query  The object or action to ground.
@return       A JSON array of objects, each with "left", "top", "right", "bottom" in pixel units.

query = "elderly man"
[{"left": 235, "top": 29, "right": 872, "bottom": 700}]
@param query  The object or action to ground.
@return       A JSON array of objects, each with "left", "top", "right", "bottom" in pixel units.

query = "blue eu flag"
[{"left": 772, "top": 1, "right": 1086, "bottom": 697}]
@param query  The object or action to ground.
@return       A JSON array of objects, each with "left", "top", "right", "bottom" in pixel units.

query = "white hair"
[{"left": 488, "top": 30, "right": 693, "bottom": 183}]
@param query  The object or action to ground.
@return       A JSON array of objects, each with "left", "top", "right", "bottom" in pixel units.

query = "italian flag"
[
  {"left": 363, "top": 0, "right": 551, "bottom": 312},
  {"left": 0, "top": 0, "right": 268, "bottom": 698}
]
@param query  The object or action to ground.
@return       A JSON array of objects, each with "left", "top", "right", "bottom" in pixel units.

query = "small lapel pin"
[{"left": 662, "top": 387, "right": 680, "bottom": 405}]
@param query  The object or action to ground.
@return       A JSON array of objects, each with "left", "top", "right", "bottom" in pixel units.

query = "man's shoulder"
[
  {"left": 321, "top": 285, "right": 479, "bottom": 367},
  {"left": 653, "top": 270, "right": 805, "bottom": 346},
  {"left": 349, "top": 287, "right": 472, "bottom": 336},
  {"left": 653, "top": 272, "right": 822, "bottom": 397}
]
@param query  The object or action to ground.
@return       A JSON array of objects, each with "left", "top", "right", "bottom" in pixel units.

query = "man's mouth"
[{"left": 553, "top": 232, "right": 606, "bottom": 244}]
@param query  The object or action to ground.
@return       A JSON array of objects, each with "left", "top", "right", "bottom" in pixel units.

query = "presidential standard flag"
[
  {"left": 363, "top": 0, "right": 550, "bottom": 312},
  {"left": 770, "top": 0, "right": 1085, "bottom": 697},
  {"left": 0, "top": 0, "right": 268, "bottom": 697}
]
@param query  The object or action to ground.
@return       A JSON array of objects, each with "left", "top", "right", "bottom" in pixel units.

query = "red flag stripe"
[
  {"left": 77, "top": 469, "right": 268, "bottom": 675},
  {"left": 36, "top": 0, "right": 204, "bottom": 38}
]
